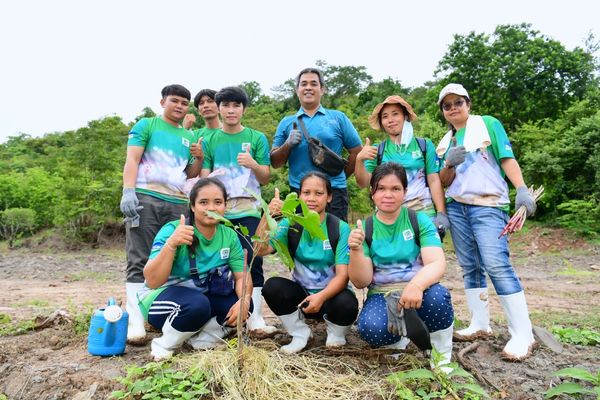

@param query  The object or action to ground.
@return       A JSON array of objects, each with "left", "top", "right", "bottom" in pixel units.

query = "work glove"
[
  {"left": 120, "top": 188, "right": 143, "bottom": 218},
  {"left": 385, "top": 291, "right": 406, "bottom": 337},
  {"left": 445, "top": 145, "right": 467, "bottom": 167},
  {"left": 385, "top": 290, "right": 432, "bottom": 351},
  {"left": 285, "top": 128, "right": 302, "bottom": 148},
  {"left": 434, "top": 212, "right": 450, "bottom": 232},
  {"left": 515, "top": 186, "right": 536, "bottom": 217}
]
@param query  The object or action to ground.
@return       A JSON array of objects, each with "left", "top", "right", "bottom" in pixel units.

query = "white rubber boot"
[
  {"left": 454, "top": 287, "right": 493, "bottom": 341},
  {"left": 382, "top": 337, "right": 411, "bottom": 350},
  {"left": 246, "top": 287, "right": 277, "bottom": 334},
  {"left": 429, "top": 325, "right": 454, "bottom": 373},
  {"left": 126, "top": 282, "right": 147, "bottom": 344},
  {"left": 151, "top": 319, "right": 196, "bottom": 361},
  {"left": 499, "top": 291, "right": 535, "bottom": 361},
  {"left": 279, "top": 310, "right": 311, "bottom": 354},
  {"left": 323, "top": 315, "right": 351, "bottom": 347},
  {"left": 186, "top": 317, "right": 232, "bottom": 350}
]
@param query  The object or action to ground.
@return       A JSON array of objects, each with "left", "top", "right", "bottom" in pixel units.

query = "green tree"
[
  {"left": 435, "top": 23, "right": 597, "bottom": 129},
  {"left": 0, "top": 208, "right": 36, "bottom": 248}
]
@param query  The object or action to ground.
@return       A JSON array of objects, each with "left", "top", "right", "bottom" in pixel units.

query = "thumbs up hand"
[
  {"left": 268, "top": 188, "right": 283, "bottom": 217},
  {"left": 357, "top": 138, "right": 378, "bottom": 162},
  {"left": 190, "top": 136, "right": 204, "bottom": 159},
  {"left": 237, "top": 145, "right": 258, "bottom": 170},
  {"left": 165, "top": 214, "right": 195, "bottom": 251},
  {"left": 348, "top": 219, "right": 366, "bottom": 250}
]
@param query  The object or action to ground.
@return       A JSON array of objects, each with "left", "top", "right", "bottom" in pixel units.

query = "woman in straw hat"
[
  {"left": 436, "top": 83, "right": 537, "bottom": 361},
  {"left": 355, "top": 95, "right": 450, "bottom": 237}
]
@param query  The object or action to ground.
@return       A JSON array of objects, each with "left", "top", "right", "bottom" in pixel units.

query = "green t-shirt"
[
  {"left": 439, "top": 115, "right": 514, "bottom": 210},
  {"left": 363, "top": 208, "right": 441, "bottom": 293},
  {"left": 137, "top": 221, "right": 243, "bottom": 317},
  {"left": 128, "top": 117, "right": 196, "bottom": 204},
  {"left": 364, "top": 137, "right": 439, "bottom": 216},
  {"left": 202, "top": 128, "right": 270, "bottom": 219},
  {"left": 272, "top": 215, "right": 350, "bottom": 294}
]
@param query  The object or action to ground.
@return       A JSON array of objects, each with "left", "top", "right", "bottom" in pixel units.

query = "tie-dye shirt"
[
  {"left": 438, "top": 115, "right": 514, "bottom": 211},
  {"left": 128, "top": 117, "right": 196, "bottom": 204},
  {"left": 202, "top": 128, "right": 270, "bottom": 219},
  {"left": 271, "top": 215, "right": 350, "bottom": 294},
  {"left": 364, "top": 137, "right": 440, "bottom": 216},
  {"left": 363, "top": 208, "right": 441, "bottom": 294}
]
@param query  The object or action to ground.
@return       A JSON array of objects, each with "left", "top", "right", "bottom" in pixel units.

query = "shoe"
[
  {"left": 499, "top": 291, "right": 535, "bottom": 361},
  {"left": 246, "top": 288, "right": 277, "bottom": 334},
  {"left": 186, "top": 317, "right": 232, "bottom": 350},
  {"left": 126, "top": 282, "right": 147, "bottom": 345},
  {"left": 323, "top": 315, "right": 351, "bottom": 347},
  {"left": 381, "top": 336, "right": 411, "bottom": 350},
  {"left": 150, "top": 319, "right": 196, "bottom": 361},
  {"left": 278, "top": 310, "right": 311, "bottom": 354},
  {"left": 429, "top": 325, "right": 454, "bottom": 373},
  {"left": 454, "top": 288, "right": 493, "bottom": 341}
]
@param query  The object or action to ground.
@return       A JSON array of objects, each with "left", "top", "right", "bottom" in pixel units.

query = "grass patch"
[
  {"left": 555, "top": 259, "right": 596, "bottom": 277},
  {"left": 0, "top": 313, "right": 35, "bottom": 336},
  {"left": 530, "top": 308, "right": 600, "bottom": 331}
]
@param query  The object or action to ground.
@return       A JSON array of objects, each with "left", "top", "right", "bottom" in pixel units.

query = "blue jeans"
[
  {"left": 357, "top": 284, "right": 454, "bottom": 347},
  {"left": 447, "top": 201, "right": 522, "bottom": 295}
]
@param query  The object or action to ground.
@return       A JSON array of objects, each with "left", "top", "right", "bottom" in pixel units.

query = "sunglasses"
[{"left": 442, "top": 99, "right": 465, "bottom": 111}]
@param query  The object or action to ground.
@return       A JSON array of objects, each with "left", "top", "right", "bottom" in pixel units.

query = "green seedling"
[
  {"left": 111, "top": 361, "right": 210, "bottom": 400},
  {"left": 544, "top": 367, "right": 600, "bottom": 399},
  {"left": 552, "top": 326, "right": 600, "bottom": 346},
  {"left": 387, "top": 348, "right": 489, "bottom": 399}
]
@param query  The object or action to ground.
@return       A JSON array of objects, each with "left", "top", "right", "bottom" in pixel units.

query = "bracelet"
[{"left": 165, "top": 241, "right": 177, "bottom": 252}]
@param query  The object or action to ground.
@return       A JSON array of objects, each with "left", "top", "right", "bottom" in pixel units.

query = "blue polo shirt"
[{"left": 273, "top": 106, "right": 362, "bottom": 189}]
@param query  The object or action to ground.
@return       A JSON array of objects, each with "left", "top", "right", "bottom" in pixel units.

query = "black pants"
[
  {"left": 262, "top": 277, "right": 358, "bottom": 326},
  {"left": 290, "top": 186, "right": 348, "bottom": 222},
  {"left": 229, "top": 216, "right": 264, "bottom": 287}
]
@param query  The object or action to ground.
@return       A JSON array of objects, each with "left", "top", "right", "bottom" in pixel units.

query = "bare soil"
[{"left": 1, "top": 226, "right": 599, "bottom": 399}]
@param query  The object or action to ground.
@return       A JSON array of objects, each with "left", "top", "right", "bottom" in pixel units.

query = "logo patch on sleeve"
[
  {"left": 403, "top": 229, "right": 414, "bottom": 241},
  {"left": 220, "top": 248, "right": 230, "bottom": 259}
]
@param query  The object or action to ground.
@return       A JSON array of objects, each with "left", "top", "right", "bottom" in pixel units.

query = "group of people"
[{"left": 119, "top": 67, "right": 538, "bottom": 369}]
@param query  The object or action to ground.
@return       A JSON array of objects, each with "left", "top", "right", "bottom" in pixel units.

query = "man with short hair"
[
  {"left": 183, "top": 89, "right": 222, "bottom": 138},
  {"left": 120, "top": 84, "right": 204, "bottom": 344},
  {"left": 201, "top": 86, "right": 275, "bottom": 334},
  {"left": 270, "top": 68, "right": 362, "bottom": 222}
]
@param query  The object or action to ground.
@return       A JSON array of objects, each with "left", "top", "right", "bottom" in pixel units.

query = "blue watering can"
[{"left": 88, "top": 298, "right": 128, "bottom": 356}]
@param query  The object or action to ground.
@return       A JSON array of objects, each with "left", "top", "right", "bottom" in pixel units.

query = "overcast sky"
[{"left": 0, "top": 0, "right": 598, "bottom": 143}]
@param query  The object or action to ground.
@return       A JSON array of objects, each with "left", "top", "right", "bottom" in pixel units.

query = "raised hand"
[
  {"left": 268, "top": 188, "right": 283, "bottom": 217},
  {"left": 183, "top": 113, "right": 196, "bottom": 130},
  {"left": 166, "top": 214, "right": 195, "bottom": 248},
  {"left": 285, "top": 124, "right": 302, "bottom": 148},
  {"left": 190, "top": 137, "right": 204, "bottom": 159},
  {"left": 356, "top": 137, "right": 378, "bottom": 162},
  {"left": 445, "top": 145, "right": 467, "bottom": 167},
  {"left": 237, "top": 146, "right": 258, "bottom": 170},
  {"left": 348, "top": 219, "right": 365, "bottom": 250}
]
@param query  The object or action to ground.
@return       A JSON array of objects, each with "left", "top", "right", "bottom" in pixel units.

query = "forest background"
[{"left": 1, "top": 23, "right": 599, "bottom": 245}]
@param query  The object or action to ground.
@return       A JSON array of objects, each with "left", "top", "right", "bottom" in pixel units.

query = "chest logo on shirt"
[
  {"left": 323, "top": 239, "right": 332, "bottom": 250},
  {"left": 182, "top": 138, "right": 190, "bottom": 147},
  {"left": 412, "top": 151, "right": 420, "bottom": 159},
  {"left": 241, "top": 143, "right": 251, "bottom": 152},
  {"left": 403, "top": 229, "right": 414, "bottom": 241},
  {"left": 220, "top": 248, "right": 230, "bottom": 259}
]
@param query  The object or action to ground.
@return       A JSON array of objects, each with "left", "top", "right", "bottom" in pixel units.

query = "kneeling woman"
[
  {"left": 348, "top": 162, "right": 454, "bottom": 367},
  {"left": 139, "top": 178, "right": 252, "bottom": 360},
  {"left": 257, "top": 172, "right": 359, "bottom": 353}
]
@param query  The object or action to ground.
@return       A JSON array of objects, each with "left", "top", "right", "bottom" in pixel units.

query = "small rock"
[
  {"left": 48, "top": 335, "right": 60, "bottom": 346},
  {"left": 31, "top": 375, "right": 44, "bottom": 383},
  {"left": 590, "top": 264, "right": 600, "bottom": 271}
]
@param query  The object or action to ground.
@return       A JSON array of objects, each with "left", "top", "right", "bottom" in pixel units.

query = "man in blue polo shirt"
[{"left": 270, "top": 68, "right": 362, "bottom": 222}]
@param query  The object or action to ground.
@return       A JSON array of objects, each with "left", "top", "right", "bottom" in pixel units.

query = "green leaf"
[
  {"left": 553, "top": 367, "right": 597, "bottom": 383},
  {"left": 394, "top": 368, "right": 436, "bottom": 381},
  {"left": 239, "top": 224, "right": 249, "bottom": 236},
  {"left": 204, "top": 210, "right": 233, "bottom": 227},
  {"left": 544, "top": 382, "right": 593, "bottom": 398},
  {"left": 457, "top": 383, "right": 489, "bottom": 397},
  {"left": 271, "top": 238, "right": 295, "bottom": 270}
]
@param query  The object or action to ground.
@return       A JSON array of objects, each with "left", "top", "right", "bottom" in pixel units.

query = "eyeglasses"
[{"left": 442, "top": 99, "right": 465, "bottom": 111}]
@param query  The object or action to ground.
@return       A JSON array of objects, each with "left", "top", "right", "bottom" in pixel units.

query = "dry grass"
[{"left": 175, "top": 340, "right": 421, "bottom": 400}]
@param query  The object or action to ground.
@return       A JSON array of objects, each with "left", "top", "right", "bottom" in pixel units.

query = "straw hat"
[{"left": 368, "top": 95, "right": 417, "bottom": 131}]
